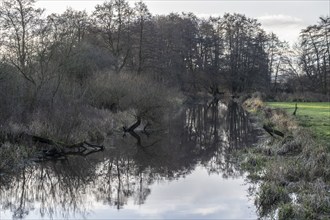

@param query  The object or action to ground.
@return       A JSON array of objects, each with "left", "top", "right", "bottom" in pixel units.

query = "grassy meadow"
[{"left": 267, "top": 102, "right": 330, "bottom": 147}]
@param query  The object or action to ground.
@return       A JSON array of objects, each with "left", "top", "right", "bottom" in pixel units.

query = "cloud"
[
  {"left": 192, "top": 206, "right": 226, "bottom": 215},
  {"left": 256, "top": 14, "right": 306, "bottom": 45},
  {"left": 257, "top": 14, "right": 304, "bottom": 27}
]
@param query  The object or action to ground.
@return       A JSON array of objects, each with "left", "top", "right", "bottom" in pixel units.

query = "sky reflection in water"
[
  {"left": 90, "top": 167, "right": 255, "bottom": 219},
  {"left": 1, "top": 166, "right": 255, "bottom": 219}
]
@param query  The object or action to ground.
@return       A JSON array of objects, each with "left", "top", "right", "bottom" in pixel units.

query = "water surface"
[{"left": 0, "top": 100, "right": 260, "bottom": 219}]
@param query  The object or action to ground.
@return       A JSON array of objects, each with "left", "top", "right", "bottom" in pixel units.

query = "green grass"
[{"left": 267, "top": 102, "right": 330, "bottom": 146}]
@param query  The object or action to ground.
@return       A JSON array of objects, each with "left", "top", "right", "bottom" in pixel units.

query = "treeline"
[{"left": 0, "top": 0, "right": 329, "bottom": 98}]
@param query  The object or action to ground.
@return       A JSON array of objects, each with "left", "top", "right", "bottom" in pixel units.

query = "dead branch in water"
[
  {"left": 123, "top": 117, "right": 142, "bottom": 133},
  {"left": 2, "top": 133, "right": 104, "bottom": 161}
]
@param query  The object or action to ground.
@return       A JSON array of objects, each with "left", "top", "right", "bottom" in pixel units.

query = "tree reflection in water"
[{"left": 0, "top": 101, "right": 260, "bottom": 219}]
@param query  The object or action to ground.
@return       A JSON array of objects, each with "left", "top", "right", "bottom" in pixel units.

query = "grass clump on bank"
[{"left": 242, "top": 97, "right": 330, "bottom": 219}]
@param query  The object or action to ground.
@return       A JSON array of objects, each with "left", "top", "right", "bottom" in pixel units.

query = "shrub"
[{"left": 87, "top": 72, "right": 179, "bottom": 125}]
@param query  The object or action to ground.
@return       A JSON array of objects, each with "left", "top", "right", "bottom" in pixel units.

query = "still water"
[{"left": 0, "top": 101, "right": 260, "bottom": 219}]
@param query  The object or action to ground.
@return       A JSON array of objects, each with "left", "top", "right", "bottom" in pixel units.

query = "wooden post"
[{"left": 293, "top": 103, "right": 298, "bottom": 115}]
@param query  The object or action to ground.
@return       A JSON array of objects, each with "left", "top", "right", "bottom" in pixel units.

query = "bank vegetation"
[{"left": 242, "top": 96, "right": 330, "bottom": 219}]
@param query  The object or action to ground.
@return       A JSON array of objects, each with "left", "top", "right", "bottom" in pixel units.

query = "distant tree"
[
  {"left": 218, "top": 13, "right": 270, "bottom": 93},
  {"left": 132, "top": 1, "right": 151, "bottom": 75},
  {"left": 92, "top": 0, "right": 133, "bottom": 73},
  {"left": 0, "top": 0, "right": 72, "bottom": 105},
  {"left": 147, "top": 13, "right": 200, "bottom": 87},
  {"left": 0, "top": 0, "right": 44, "bottom": 87},
  {"left": 46, "top": 9, "right": 94, "bottom": 86},
  {"left": 193, "top": 17, "right": 224, "bottom": 93},
  {"left": 265, "top": 33, "right": 290, "bottom": 93},
  {"left": 299, "top": 16, "right": 330, "bottom": 94}
]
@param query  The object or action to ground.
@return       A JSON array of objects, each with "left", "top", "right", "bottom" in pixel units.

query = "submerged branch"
[{"left": 3, "top": 133, "right": 105, "bottom": 161}]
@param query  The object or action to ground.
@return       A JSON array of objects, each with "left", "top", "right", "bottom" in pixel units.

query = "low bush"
[{"left": 87, "top": 72, "right": 181, "bottom": 125}]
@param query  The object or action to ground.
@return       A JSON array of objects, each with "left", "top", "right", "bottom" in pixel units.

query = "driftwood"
[
  {"left": 35, "top": 137, "right": 104, "bottom": 160},
  {"left": 263, "top": 125, "right": 284, "bottom": 137}
]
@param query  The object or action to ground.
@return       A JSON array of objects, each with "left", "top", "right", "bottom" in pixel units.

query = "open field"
[{"left": 267, "top": 102, "right": 330, "bottom": 147}]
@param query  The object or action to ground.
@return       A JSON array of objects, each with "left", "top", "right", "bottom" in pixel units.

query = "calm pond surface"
[{"left": 0, "top": 101, "right": 261, "bottom": 219}]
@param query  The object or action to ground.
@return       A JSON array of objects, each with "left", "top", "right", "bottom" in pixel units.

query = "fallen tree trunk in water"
[
  {"left": 2, "top": 132, "right": 104, "bottom": 161},
  {"left": 34, "top": 136, "right": 104, "bottom": 161}
]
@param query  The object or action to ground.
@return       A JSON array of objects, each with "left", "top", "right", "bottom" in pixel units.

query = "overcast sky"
[{"left": 35, "top": 0, "right": 329, "bottom": 45}]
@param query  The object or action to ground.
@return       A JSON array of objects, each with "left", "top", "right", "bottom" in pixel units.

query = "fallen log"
[
  {"left": 38, "top": 139, "right": 104, "bottom": 160},
  {"left": 263, "top": 125, "right": 284, "bottom": 137}
]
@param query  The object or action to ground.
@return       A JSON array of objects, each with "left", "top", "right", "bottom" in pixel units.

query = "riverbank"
[{"left": 241, "top": 97, "right": 330, "bottom": 219}]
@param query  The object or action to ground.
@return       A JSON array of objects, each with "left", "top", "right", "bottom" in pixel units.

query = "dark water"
[{"left": 0, "top": 101, "right": 261, "bottom": 219}]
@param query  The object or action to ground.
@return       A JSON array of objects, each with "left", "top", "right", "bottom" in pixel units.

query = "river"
[{"left": 0, "top": 100, "right": 261, "bottom": 219}]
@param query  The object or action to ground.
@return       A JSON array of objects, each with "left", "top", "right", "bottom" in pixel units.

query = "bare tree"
[
  {"left": 217, "top": 13, "right": 270, "bottom": 93},
  {"left": 0, "top": 0, "right": 44, "bottom": 87},
  {"left": 299, "top": 16, "right": 330, "bottom": 94},
  {"left": 133, "top": 1, "right": 151, "bottom": 75},
  {"left": 265, "top": 33, "right": 290, "bottom": 93},
  {"left": 92, "top": 0, "right": 133, "bottom": 73}
]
